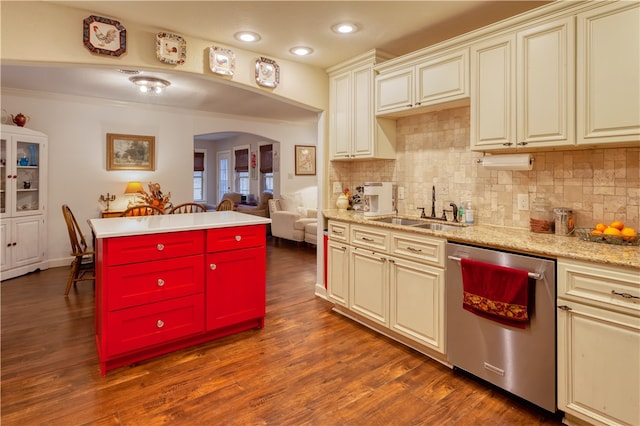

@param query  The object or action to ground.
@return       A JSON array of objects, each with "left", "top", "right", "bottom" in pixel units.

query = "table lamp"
[{"left": 124, "top": 181, "right": 144, "bottom": 207}]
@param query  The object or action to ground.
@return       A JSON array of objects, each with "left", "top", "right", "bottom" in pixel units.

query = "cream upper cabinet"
[
  {"left": 471, "top": 17, "right": 575, "bottom": 151},
  {"left": 328, "top": 50, "right": 396, "bottom": 160},
  {"left": 557, "top": 258, "right": 640, "bottom": 426},
  {"left": 376, "top": 48, "right": 469, "bottom": 117},
  {"left": 576, "top": 1, "right": 640, "bottom": 145}
]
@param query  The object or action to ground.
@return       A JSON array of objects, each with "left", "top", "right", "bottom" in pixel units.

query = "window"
[{"left": 193, "top": 151, "right": 205, "bottom": 202}]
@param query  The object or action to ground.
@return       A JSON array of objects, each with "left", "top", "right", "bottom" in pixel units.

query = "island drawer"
[
  {"left": 107, "top": 255, "right": 205, "bottom": 311},
  {"left": 104, "top": 230, "right": 204, "bottom": 266},
  {"left": 558, "top": 258, "right": 640, "bottom": 315},
  {"left": 207, "top": 225, "right": 265, "bottom": 252},
  {"left": 105, "top": 294, "right": 205, "bottom": 356}
]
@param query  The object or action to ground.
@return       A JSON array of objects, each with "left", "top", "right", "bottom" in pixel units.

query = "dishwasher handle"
[{"left": 448, "top": 255, "right": 544, "bottom": 281}]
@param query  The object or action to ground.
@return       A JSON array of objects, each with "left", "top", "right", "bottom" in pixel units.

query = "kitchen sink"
[
  {"left": 411, "top": 222, "right": 460, "bottom": 231},
  {"left": 369, "top": 217, "right": 424, "bottom": 226}
]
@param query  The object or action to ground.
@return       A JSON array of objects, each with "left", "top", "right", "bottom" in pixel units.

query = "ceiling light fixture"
[
  {"left": 129, "top": 76, "right": 171, "bottom": 94},
  {"left": 289, "top": 46, "right": 314, "bottom": 56},
  {"left": 234, "top": 31, "right": 261, "bottom": 43},
  {"left": 331, "top": 22, "right": 359, "bottom": 34}
]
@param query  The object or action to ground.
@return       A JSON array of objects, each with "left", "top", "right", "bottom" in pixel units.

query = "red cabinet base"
[{"left": 95, "top": 225, "right": 266, "bottom": 375}]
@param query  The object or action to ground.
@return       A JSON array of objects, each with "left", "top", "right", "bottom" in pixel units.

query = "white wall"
[{"left": 1, "top": 89, "right": 318, "bottom": 266}]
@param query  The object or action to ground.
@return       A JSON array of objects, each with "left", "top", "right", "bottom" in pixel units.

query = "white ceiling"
[{"left": 1, "top": 1, "right": 550, "bottom": 123}]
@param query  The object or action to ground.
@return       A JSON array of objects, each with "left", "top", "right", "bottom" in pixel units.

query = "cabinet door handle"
[
  {"left": 209, "top": 263, "right": 216, "bottom": 270},
  {"left": 361, "top": 237, "right": 374, "bottom": 242},
  {"left": 517, "top": 142, "right": 528, "bottom": 146},
  {"left": 502, "top": 143, "right": 513, "bottom": 146},
  {"left": 407, "top": 246, "right": 422, "bottom": 252},
  {"left": 612, "top": 290, "right": 640, "bottom": 300},
  {"left": 558, "top": 305, "right": 572, "bottom": 311},
  {"left": 157, "top": 279, "right": 165, "bottom": 287},
  {"left": 235, "top": 235, "right": 241, "bottom": 241},
  {"left": 156, "top": 243, "right": 165, "bottom": 251},
  {"left": 156, "top": 320, "right": 165, "bottom": 328}
]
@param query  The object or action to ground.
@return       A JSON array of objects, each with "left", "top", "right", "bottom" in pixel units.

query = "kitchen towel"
[{"left": 460, "top": 258, "right": 530, "bottom": 328}]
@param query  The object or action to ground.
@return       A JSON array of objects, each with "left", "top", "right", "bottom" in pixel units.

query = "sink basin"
[
  {"left": 411, "top": 222, "right": 460, "bottom": 231},
  {"left": 369, "top": 217, "right": 424, "bottom": 226}
]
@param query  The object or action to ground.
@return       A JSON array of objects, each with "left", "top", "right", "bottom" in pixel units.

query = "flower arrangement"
[{"left": 138, "top": 182, "right": 171, "bottom": 213}]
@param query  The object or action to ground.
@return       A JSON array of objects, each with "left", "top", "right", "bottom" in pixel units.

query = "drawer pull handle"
[
  {"left": 558, "top": 305, "right": 572, "bottom": 311},
  {"left": 235, "top": 235, "right": 241, "bottom": 242},
  {"left": 407, "top": 246, "right": 422, "bottom": 252},
  {"left": 611, "top": 290, "right": 640, "bottom": 300},
  {"left": 157, "top": 279, "right": 165, "bottom": 287},
  {"left": 361, "top": 237, "right": 374, "bottom": 242},
  {"left": 333, "top": 230, "right": 344, "bottom": 235},
  {"left": 157, "top": 320, "right": 165, "bottom": 328},
  {"left": 210, "top": 263, "right": 216, "bottom": 270},
  {"left": 156, "top": 243, "right": 165, "bottom": 251}
]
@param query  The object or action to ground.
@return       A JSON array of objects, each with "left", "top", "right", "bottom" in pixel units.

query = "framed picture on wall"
[
  {"left": 294, "top": 145, "right": 316, "bottom": 176},
  {"left": 106, "top": 133, "right": 155, "bottom": 171}
]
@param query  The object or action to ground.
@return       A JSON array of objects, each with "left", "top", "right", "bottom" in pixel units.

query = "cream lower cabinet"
[
  {"left": 557, "top": 258, "right": 640, "bottom": 426},
  {"left": 576, "top": 1, "right": 640, "bottom": 145},
  {"left": 328, "top": 220, "right": 446, "bottom": 356}
]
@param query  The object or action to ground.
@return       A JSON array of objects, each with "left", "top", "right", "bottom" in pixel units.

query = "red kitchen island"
[{"left": 89, "top": 211, "right": 270, "bottom": 375}]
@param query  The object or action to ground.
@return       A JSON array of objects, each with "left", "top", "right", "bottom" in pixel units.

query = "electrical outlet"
[
  {"left": 333, "top": 182, "right": 342, "bottom": 193},
  {"left": 517, "top": 194, "right": 529, "bottom": 211},
  {"left": 397, "top": 186, "right": 405, "bottom": 200}
]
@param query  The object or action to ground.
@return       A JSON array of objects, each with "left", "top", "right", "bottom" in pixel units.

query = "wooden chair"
[
  {"left": 120, "top": 204, "right": 165, "bottom": 217},
  {"left": 61, "top": 204, "right": 95, "bottom": 296},
  {"left": 168, "top": 202, "right": 207, "bottom": 214},
  {"left": 216, "top": 199, "right": 235, "bottom": 211}
]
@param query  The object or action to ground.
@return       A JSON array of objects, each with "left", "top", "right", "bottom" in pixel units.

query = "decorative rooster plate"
[
  {"left": 209, "top": 47, "right": 235, "bottom": 76},
  {"left": 255, "top": 57, "right": 279, "bottom": 88},
  {"left": 157, "top": 32, "right": 186, "bottom": 65},
  {"left": 83, "top": 15, "right": 126, "bottom": 57}
]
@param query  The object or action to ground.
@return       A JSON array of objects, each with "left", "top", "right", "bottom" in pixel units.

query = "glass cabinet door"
[{"left": 15, "top": 140, "right": 41, "bottom": 214}]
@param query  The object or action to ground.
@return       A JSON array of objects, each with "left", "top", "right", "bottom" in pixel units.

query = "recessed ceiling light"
[
  {"left": 289, "top": 46, "right": 314, "bottom": 56},
  {"left": 129, "top": 76, "right": 171, "bottom": 94},
  {"left": 331, "top": 22, "right": 359, "bottom": 34},
  {"left": 234, "top": 31, "right": 261, "bottom": 43}
]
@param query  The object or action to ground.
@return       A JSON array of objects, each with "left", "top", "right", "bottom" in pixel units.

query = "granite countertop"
[
  {"left": 89, "top": 211, "right": 271, "bottom": 239},
  {"left": 323, "top": 209, "right": 640, "bottom": 270}
]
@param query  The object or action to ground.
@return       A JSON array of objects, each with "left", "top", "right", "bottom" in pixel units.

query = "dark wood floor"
[{"left": 1, "top": 238, "right": 562, "bottom": 425}]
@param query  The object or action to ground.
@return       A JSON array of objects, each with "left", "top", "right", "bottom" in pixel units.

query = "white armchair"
[{"left": 268, "top": 188, "right": 317, "bottom": 244}]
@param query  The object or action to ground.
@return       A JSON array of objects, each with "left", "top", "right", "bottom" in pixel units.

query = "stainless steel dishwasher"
[{"left": 446, "top": 242, "right": 556, "bottom": 413}]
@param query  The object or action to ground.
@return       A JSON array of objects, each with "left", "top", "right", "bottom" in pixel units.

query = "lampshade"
[{"left": 124, "top": 181, "right": 144, "bottom": 194}]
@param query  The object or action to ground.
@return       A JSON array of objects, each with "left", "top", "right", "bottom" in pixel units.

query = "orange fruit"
[
  {"left": 590, "top": 229, "right": 603, "bottom": 236},
  {"left": 610, "top": 220, "right": 624, "bottom": 230},
  {"left": 621, "top": 227, "right": 637, "bottom": 242},
  {"left": 595, "top": 223, "right": 607, "bottom": 232},
  {"left": 603, "top": 227, "right": 622, "bottom": 236}
]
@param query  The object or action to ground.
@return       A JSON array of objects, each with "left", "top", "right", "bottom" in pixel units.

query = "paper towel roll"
[{"left": 481, "top": 154, "right": 533, "bottom": 170}]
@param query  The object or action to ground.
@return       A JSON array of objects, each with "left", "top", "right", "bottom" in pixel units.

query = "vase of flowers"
[{"left": 139, "top": 182, "right": 172, "bottom": 213}]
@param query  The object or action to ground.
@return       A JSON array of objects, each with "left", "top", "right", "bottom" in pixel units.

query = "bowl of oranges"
[{"left": 576, "top": 221, "right": 638, "bottom": 246}]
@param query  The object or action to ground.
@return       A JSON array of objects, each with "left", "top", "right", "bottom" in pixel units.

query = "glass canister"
[
  {"left": 530, "top": 197, "right": 554, "bottom": 233},
  {"left": 554, "top": 207, "right": 575, "bottom": 236}
]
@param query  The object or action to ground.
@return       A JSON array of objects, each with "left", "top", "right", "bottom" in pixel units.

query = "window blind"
[
  {"left": 194, "top": 152, "right": 204, "bottom": 171},
  {"left": 235, "top": 149, "right": 249, "bottom": 172},
  {"left": 259, "top": 144, "right": 273, "bottom": 173}
]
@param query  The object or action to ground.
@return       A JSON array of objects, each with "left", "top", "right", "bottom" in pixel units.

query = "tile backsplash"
[{"left": 329, "top": 106, "right": 639, "bottom": 230}]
